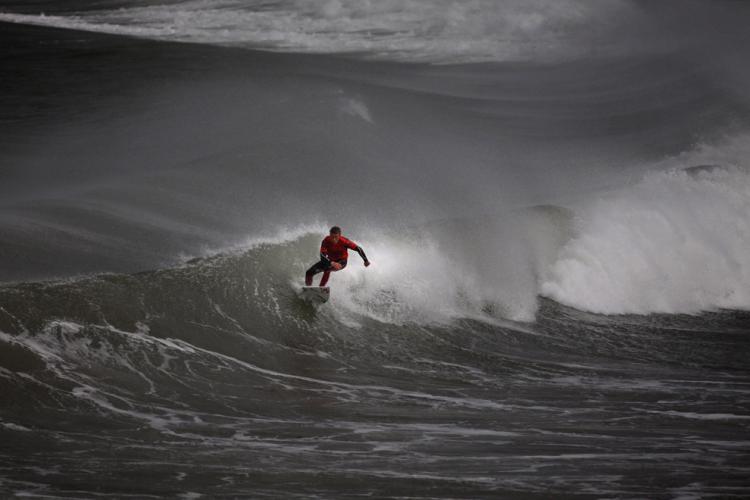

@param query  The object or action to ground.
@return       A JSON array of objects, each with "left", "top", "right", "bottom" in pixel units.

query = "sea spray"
[{"left": 542, "top": 166, "right": 750, "bottom": 314}]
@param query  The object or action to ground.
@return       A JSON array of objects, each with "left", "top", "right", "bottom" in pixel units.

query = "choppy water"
[
  {"left": 1, "top": 1, "right": 750, "bottom": 498},
  {"left": 2, "top": 237, "right": 750, "bottom": 498}
]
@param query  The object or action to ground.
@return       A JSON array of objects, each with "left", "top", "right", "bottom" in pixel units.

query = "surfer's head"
[{"left": 329, "top": 226, "right": 341, "bottom": 243}]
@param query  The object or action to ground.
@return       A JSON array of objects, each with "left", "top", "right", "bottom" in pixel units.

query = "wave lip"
[{"left": 542, "top": 166, "right": 750, "bottom": 315}]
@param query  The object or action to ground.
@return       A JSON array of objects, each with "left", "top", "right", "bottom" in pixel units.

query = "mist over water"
[{"left": 1, "top": 1, "right": 750, "bottom": 498}]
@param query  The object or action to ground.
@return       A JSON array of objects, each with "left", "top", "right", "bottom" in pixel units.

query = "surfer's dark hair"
[{"left": 330, "top": 226, "right": 341, "bottom": 235}]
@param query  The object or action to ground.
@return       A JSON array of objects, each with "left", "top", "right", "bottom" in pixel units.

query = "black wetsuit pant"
[{"left": 305, "top": 259, "right": 347, "bottom": 286}]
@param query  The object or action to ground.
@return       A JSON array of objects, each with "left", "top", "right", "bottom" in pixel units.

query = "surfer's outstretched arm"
[{"left": 354, "top": 246, "right": 370, "bottom": 267}]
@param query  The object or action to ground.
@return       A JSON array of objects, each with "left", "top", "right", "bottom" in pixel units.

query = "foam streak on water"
[
  {"left": 1, "top": 229, "right": 750, "bottom": 497},
  {"left": 0, "top": 0, "right": 648, "bottom": 63}
]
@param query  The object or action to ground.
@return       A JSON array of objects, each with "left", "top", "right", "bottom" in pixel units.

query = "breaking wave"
[
  {"left": 542, "top": 165, "right": 750, "bottom": 314},
  {"left": 0, "top": 0, "right": 658, "bottom": 63},
  {"left": 2, "top": 158, "right": 748, "bottom": 333}
]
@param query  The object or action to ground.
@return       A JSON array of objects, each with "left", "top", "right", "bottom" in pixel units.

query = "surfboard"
[{"left": 299, "top": 286, "right": 330, "bottom": 304}]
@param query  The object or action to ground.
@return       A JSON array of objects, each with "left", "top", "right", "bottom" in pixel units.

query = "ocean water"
[{"left": 1, "top": 1, "right": 750, "bottom": 498}]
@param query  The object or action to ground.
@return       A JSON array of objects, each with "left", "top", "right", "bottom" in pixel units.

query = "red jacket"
[{"left": 320, "top": 235, "right": 357, "bottom": 261}]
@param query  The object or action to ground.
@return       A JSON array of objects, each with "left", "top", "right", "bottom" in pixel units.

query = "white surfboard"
[{"left": 299, "top": 286, "right": 330, "bottom": 304}]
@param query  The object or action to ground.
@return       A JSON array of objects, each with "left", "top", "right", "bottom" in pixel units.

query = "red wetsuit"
[
  {"left": 320, "top": 235, "right": 358, "bottom": 262},
  {"left": 305, "top": 235, "right": 369, "bottom": 286}
]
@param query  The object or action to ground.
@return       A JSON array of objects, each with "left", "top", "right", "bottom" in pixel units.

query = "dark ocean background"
[{"left": 1, "top": 1, "right": 750, "bottom": 498}]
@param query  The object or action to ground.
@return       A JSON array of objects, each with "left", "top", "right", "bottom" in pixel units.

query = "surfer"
[{"left": 305, "top": 226, "right": 370, "bottom": 286}]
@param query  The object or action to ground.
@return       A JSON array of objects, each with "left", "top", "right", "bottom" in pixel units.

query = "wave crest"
[
  {"left": 0, "top": 0, "right": 644, "bottom": 63},
  {"left": 542, "top": 166, "right": 750, "bottom": 314}
]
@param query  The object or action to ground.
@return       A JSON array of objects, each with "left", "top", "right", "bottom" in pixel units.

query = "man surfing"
[{"left": 305, "top": 226, "right": 370, "bottom": 287}]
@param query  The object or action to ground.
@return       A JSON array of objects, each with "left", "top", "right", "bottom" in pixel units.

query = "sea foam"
[
  {"left": 0, "top": 0, "right": 644, "bottom": 63},
  {"left": 542, "top": 166, "right": 750, "bottom": 314}
]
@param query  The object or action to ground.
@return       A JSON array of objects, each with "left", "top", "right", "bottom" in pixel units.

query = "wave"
[
  {"left": 0, "top": 208, "right": 570, "bottom": 342},
  {"left": 1, "top": 183, "right": 748, "bottom": 498},
  {"left": 1, "top": 157, "right": 747, "bottom": 322},
  {"left": 0, "top": 0, "right": 671, "bottom": 63},
  {"left": 542, "top": 164, "right": 750, "bottom": 314},
  {"left": 1, "top": 200, "right": 747, "bottom": 441},
  {"left": 320, "top": 205, "right": 573, "bottom": 324},
  {"left": 284, "top": 160, "right": 750, "bottom": 319},
  {"left": 3, "top": 154, "right": 748, "bottom": 335}
]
